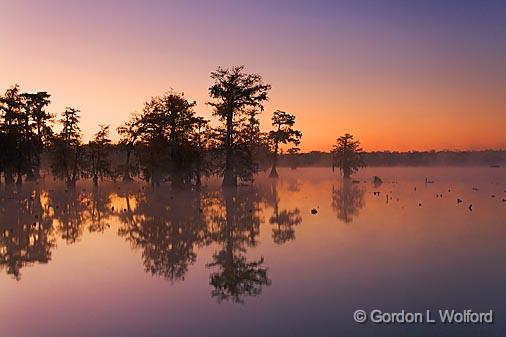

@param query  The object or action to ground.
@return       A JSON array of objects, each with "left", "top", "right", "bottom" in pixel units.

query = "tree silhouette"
[
  {"left": 134, "top": 97, "right": 169, "bottom": 186},
  {"left": 133, "top": 91, "right": 207, "bottom": 188},
  {"left": 208, "top": 66, "right": 271, "bottom": 187},
  {"left": 0, "top": 85, "right": 27, "bottom": 185},
  {"left": 268, "top": 110, "right": 302, "bottom": 178},
  {"left": 50, "top": 108, "right": 84, "bottom": 188},
  {"left": 0, "top": 86, "right": 53, "bottom": 185},
  {"left": 117, "top": 113, "right": 142, "bottom": 182},
  {"left": 87, "top": 124, "right": 112, "bottom": 186},
  {"left": 191, "top": 116, "right": 212, "bottom": 189},
  {"left": 331, "top": 133, "right": 365, "bottom": 178},
  {"left": 0, "top": 131, "right": 6, "bottom": 184},
  {"left": 19, "top": 91, "right": 52, "bottom": 179}
]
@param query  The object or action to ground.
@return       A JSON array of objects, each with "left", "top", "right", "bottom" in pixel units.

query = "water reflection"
[
  {"left": 2, "top": 168, "right": 506, "bottom": 337},
  {"left": 88, "top": 188, "right": 113, "bottom": 233},
  {"left": 267, "top": 181, "right": 302, "bottom": 244},
  {"left": 206, "top": 188, "right": 270, "bottom": 302},
  {"left": 0, "top": 176, "right": 373, "bottom": 301},
  {"left": 0, "top": 182, "right": 287, "bottom": 303},
  {"left": 0, "top": 186, "right": 119, "bottom": 279},
  {"left": 331, "top": 179, "right": 365, "bottom": 223},
  {"left": 0, "top": 189, "right": 55, "bottom": 280},
  {"left": 118, "top": 189, "right": 206, "bottom": 282},
  {"left": 50, "top": 188, "right": 114, "bottom": 239}
]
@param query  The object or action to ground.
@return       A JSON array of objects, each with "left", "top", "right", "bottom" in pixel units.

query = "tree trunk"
[
  {"left": 269, "top": 166, "right": 279, "bottom": 178},
  {"left": 66, "top": 178, "right": 76, "bottom": 189},
  {"left": 16, "top": 172, "right": 23, "bottom": 186},
  {"left": 196, "top": 173, "right": 202, "bottom": 190},
  {"left": 222, "top": 107, "right": 237, "bottom": 187},
  {"left": 171, "top": 171, "right": 184, "bottom": 190},
  {"left": 93, "top": 151, "right": 100, "bottom": 187},
  {"left": 151, "top": 169, "right": 161, "bottom": 188},
  {"left": 34, "top": 147, "right": 42, "bottom": 179},
  {"left": 195, "top": 160, "right": 202, "bottom": 190},
  {"left": 343, "top": 166, "right": 351, "bottom": 178},
  {"left": 4, "top": 168, "right": 14, "bottom": 185},
  {"left": 222, "top": 158, "right": 236, "bottom": 186},
  {"left": 34, "top": 166, "right": 41, "bottom": 179},
  {"left": 222, "top": 172, "right": 237, "bottom": 187},
  {"left": 71, "top": 147, "right": 79, "bottom": 187},
  {"left": 123, "top": 146, "right": 133, "bottom": 182},
  {"left": 269, "top": 141, "right": 279, "bottom": 178},
  {"left": 26, "top": 169, "right": 36, "bottom": 181}
]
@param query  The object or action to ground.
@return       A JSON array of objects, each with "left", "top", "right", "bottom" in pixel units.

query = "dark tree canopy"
[
  {"left": 332, "top": 133, "right": 365, "bottom": 178},
  {"left": 268, "top": 110, "right": 302, "bottom": 178},
  {"left": 87, "top": 124, "right": 112, "bottom": 186},
  {"left": 0, "top": 75, "right": 272, "bottom": 188},
  {"left": 1, "top": 70, "right": 370, "bottom": 190},
  {"left": 117, "top": 113, "right": 142, "bottom": 181},
  {"left": 50, "top": 107, "right": 84, "bottom": 187},
  {"left": 208, "top": 65, "right": 271, "bottom": 187},
  {"left": 0, "top": 85, "right": 53, "bottom": 184},
  {"left": 132, "top": 91, "right": 209, "bottom": 188}
]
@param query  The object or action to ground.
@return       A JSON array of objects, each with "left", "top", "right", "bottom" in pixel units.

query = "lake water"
[{"left": 1, "top": 167, "right": 505, "bottom": 337}]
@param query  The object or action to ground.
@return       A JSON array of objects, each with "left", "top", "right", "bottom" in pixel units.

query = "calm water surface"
[{"left": 1, "top": 167, "right": 505, "bottom": 337}]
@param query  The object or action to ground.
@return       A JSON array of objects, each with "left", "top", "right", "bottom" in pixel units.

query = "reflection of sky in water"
[{"left": 1, "top": 167, "right": 505, "bottom": 337}]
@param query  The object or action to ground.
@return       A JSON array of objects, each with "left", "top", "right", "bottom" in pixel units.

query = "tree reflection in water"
[
  {"left": 118, "top": 188, "right": 206, "bottom": 283},
  {"left": 331, "top": 179, "right": 365, "bottom": 223},
  {"left": 0, "top": 188, "right": 55, "bottom": 280},
  {"left": 206, "top": 188, "right": 271, "bottom": 303},
  {"left": 266, "top": 181, "right": 302, "bottom": 244},
  {"left": 0, "top": 180, "right": 307, "bottom": 302},
  {"left": 49, "top": 188, "right": 88, "bottom": 243},
  {"left": 0, "top": 184, "right": 119, "bottom": 280},
  {"left": 87, "top": 187, "right": 113, "bottom": 233}
]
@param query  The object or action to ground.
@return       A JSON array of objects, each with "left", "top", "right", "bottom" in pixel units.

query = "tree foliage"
[
  {"left": 117, "top": 113, "right": 142, "bottom": 181},
  {"left": 331, "top": 133, "right": 365, "bottom": 178},
  {"left": 50, "top": 107, "right": 84, "bottom": 187},
  {"left": 208, "top": 66, "right": 271, "bottom": 187},
  {"left": 87, "top": 124, "right": 112, "bottom": 186},
  {"left": 1, "top": 67, "right": 314, "bottom": 188},
  {"left": 0, "top": 85, "right": 52, "bottom": 184},
  {"left": 132, "top": 91, "right": 209, "bottom": 188},
  {"left": 268, "top": 110, "right": 302, "bottom": 177}
]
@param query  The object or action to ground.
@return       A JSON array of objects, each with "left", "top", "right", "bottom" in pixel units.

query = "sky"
[{"left": 1, "top": 0, "right": 505, "bottom": 152}]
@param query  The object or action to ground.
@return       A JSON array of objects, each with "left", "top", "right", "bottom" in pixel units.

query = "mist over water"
[{"left": 1, "top": 167, "right": 505, "bottom": 337}]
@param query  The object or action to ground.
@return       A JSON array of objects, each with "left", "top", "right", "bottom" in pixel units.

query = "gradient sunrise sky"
[{"left": 1, "top": 0, "right": 505, "bottom": 151}]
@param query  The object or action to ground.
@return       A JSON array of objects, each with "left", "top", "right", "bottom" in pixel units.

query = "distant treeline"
[
  {"left": 33, "top": 146, "right": 504, "bottom": 173},
  {"left": 277, "top": 150, "right": 506, "bottom": 167}
]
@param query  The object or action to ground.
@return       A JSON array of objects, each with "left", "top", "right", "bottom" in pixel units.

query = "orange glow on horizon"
[{"left": 1, "top": 1, "right": 504, "bottom": 152}]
